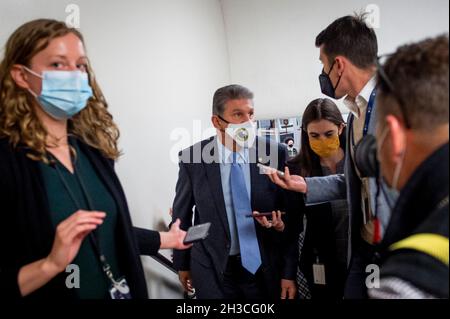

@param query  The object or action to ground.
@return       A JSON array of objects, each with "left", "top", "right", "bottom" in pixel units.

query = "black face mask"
[{"left": 319, "top": 60, "right": 343, "bottom": 99}]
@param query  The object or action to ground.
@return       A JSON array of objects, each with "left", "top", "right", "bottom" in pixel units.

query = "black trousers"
[
  {"left": 222, "top": 255, "right": 268, "bottom": 299},
  {"left": 344, "top": 239, "right": 376, "bottom": 299},
  {"left": 300, "top": 208, "right": 348, "bottom": 300}
]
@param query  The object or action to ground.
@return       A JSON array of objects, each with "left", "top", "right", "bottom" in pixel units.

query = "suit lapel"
[
  {"left": 249, "top": 162, "right": 260, "bottom": 209},
  {"left": 367, "top": 94, "right": 378, "bottom": 135},
  {"left": 249, "top": 139, "right": 265, "bottom": 209},
  {"left": 202, "top": 136, "right": 231, "bottom": 241}
]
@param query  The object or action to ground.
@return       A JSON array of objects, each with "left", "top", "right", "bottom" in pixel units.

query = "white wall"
[
  {"left": 0, "top": 0, "right": 230, "bottom": 299},
  {"left": 220, "top": 0, "right": 450, "bottom": 119}
]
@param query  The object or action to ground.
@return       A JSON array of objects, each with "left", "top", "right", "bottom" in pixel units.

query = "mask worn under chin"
[
  {"left": 218, "top": 116, "right": 257, "bottom": 149},
  {"left": 24, "top": 66, "right": 93, "bottom": 120},
  {"left": 319, "top": 61, "right": 342, "bottom": 99}
]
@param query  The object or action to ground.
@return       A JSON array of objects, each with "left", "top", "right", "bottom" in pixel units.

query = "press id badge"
[
  {"left": 313, "top": 263, "right": 326, "bottom": 285},
  {"left": 109, "top": 277, "right": 132, "bottom": 299}
]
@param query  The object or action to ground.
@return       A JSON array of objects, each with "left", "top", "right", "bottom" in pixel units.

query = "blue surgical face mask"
[{"left": 23, "top": 66, "right": 93, "bottom": 120}]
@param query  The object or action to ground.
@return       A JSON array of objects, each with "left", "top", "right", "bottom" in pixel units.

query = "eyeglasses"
[{"left": 376, "top": 54, "right": 411, "bottom": 129}]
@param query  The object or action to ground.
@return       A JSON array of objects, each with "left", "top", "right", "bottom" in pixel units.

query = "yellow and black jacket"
[{"left": 378, "top": 143, "right": 449, "bottom": 298}]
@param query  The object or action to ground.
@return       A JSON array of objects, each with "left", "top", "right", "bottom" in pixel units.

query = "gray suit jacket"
[
  {"left": 171, "top": 136, "right": 301, "bottom": 298},
  {"left": 304, "top": 100, "right": 395, "bottom": 265}
]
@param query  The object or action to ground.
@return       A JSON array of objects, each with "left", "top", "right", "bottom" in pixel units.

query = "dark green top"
[{"left": 39, "top": 140, "right": 121, "bottom": 299}]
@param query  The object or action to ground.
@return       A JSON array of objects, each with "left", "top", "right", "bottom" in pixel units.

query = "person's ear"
[
  {"left": 385, "top": 115, "right": 406, "bottom": 163},
  {"left": 335, "top": 56, "right": 345, "bottom": 77},
  {"left": 338, "top": 123, "right": 345, "bottom": 135},
  {"left": 10, "top": 65, "right": 31, "bottom": 90},
  {"left": 211, "top": 115, "right": 224, "bottom": 131}
]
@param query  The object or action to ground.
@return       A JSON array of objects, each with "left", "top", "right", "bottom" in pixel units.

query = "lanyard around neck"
[
  {"left": 350, "top": 88, "right": 377, "bottom": 148},
  {"left": 48, "top": 150, "right": 119, "bottom": 285}
]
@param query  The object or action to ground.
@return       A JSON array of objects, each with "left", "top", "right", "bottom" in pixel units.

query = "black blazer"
[
  {"left": 378, "top": 143, "right": 449, "bottom": 298},
  {"left": 172, "top": 136, "right": 301, "bottom": 298},
  {"left": 0, "top": 137, "right": 161, "bottom": 299}
]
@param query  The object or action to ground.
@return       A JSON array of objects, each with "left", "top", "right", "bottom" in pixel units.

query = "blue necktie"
[{"left": 230, "top": 152, "right": 262, "bottom": 274}]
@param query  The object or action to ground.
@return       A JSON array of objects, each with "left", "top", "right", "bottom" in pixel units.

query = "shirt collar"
[
  {"left": 216, "top": 136, "right": 249, "bottom": 164},
  {"left": 344, "top": 75, "right": 377, "bottom": 118}
]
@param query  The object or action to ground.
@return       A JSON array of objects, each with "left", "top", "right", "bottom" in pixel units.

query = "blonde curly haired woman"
[{"left": 0, "top": 19, "right": 190, "bottom": 299}]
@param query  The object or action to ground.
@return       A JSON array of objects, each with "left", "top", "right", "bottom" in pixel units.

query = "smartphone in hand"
[
  {"left": 183, "top": 222, "right": 211, "bottom": 245},
  {"left": 257, "top": 163, "right": 285, "bottom": 178},
  {"left": 246, "top": 211, "right": 286, "bottom": 218}
]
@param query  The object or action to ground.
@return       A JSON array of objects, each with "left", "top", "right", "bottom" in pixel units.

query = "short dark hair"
[
  {"left": 212, "top": 84, "right": 254, "bottom": 116},
  {"left": 284, "top": 137, "right": 294, "bottom": 144},
  {"left": 377, "top": 34, "right": 449, "bottom": 130},
  {"left": 315, "top": 14, "right": 378, "bottom": 69}
]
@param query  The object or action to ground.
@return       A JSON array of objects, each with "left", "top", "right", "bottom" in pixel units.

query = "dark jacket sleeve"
[
  {"left": 0, "top": 267, "right": 22, "bottom": 299},
  {"left": 281, "top": 190, "right": 303, "bottom": 280},
  {"left": 133, "top": 227, "right": 161, "bottom": 256},
  {"left": 278, "top": 145, "right": 303, "bottom": 280},
  {"left": 171, "top": 158, "right": 195, "bottom": 271},
  {"left": 106, "top": 158, "right": 163, "bottom": 257},
  {"left": 0, "top": 149, "right": 23, "bottom": 299}
]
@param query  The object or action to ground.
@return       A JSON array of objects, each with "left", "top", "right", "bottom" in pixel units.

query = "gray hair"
[{"left": 212, "top": 84, "right": 254, "bottom": 116}]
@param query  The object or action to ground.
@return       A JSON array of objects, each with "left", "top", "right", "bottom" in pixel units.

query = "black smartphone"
[
  {"left": 183, "top": 222, "right": 211, "bottom": 245},
  {"left": 245, "top": 211, "right": 286, "bottom": 218},
  {"left": 257, "top": 163, "right": 285, "bottom": 178}
]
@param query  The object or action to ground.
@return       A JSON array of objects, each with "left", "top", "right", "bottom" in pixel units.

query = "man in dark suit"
[
  {"left": 172, "top": 84, "right": 299, "bottom": 299},
  {"left": 268, "top": 15, "right": 397, "bottom": 299}
]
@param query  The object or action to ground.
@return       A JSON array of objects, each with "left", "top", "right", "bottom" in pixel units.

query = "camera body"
[{"left": 354, "top": 134, "right": 379, "bottom": 178}]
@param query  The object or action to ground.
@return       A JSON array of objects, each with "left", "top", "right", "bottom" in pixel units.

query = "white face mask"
[{"left": 225, "top": 120, "right": 257, "bottom": 149}]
